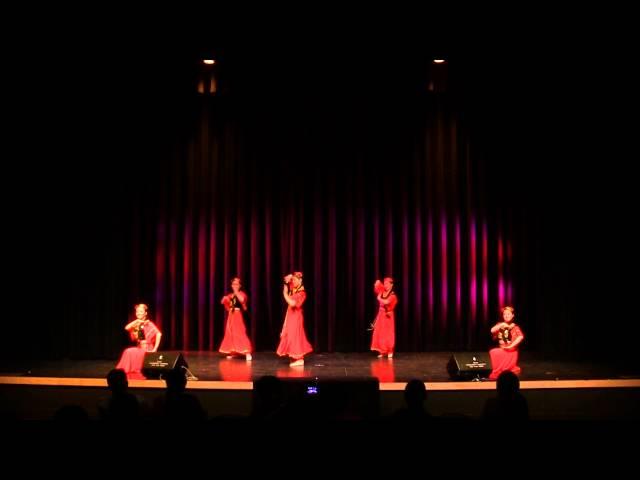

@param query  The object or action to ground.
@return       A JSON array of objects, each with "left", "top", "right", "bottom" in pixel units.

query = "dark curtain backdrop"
[
  {"left": 124, "top": 89, "right": 529, "bottom": 354},
  {"left": 6, "top": 38, "right": 638, "bottom": 364}
]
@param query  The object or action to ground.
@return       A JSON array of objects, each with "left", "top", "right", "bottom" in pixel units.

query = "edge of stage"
[{"left": 2, "top": 352, "right": 639, "bottom": 420}]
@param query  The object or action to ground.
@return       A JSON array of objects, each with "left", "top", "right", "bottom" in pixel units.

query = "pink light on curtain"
[
  {"left": 249, "top": 215, "right": 259, "bottom": 346},
  {"left": 223, "top": 218, "right": 231, "bottom": 287},
  {"left": 373, "top": 208, "right": 380, "bottom": 277},
  {"left": 197, "top": 216, "right": 207, "bottom": 350},
  {"left": 155, "top": 222, "right": 166, "bottom": 332},
  {"left": 288, "top": 205, "right": 296, "bottom": 270},
  {"left": 236, "top": 212, "right": 244, "bottom": 281},
  {"left": 507, "top": 239, "right": 514, "bottom": 304},
  {"left": 385, "top": 209, "right": 394, "bottom": 277},
  {"left": 497, "top": 232, "right": 505, "bottom": 308},
  {"left": 469, "top": 217, "right": 477, "bottom": 323},
  {"left": 327, "top": 203, "right": 339, "bottom": 348},
  {"left": 440, "top": 216, "right": 448, "bottom": 323},
  {"left": 328, "top": 203, "right": 337, "bottom": 348},
  {"left": 169, "top": 221, "right": 178, "bottom": 349},
  {"left": 182, "top": 215, "right": 192, "bottom": 350},
  {"left": 482, "top": 221, "right": 489, "bottom": 322},
  {"left": 427, "top": 216, "right": 434, "bottom": 324},
  {"left": 414, "top": 213, "right": 422, "bottom": 333},
  {"left": 297, "top": 204, "right": 304, "bottom": 269},
  {"left": 208, "top": 220, "right": 216, "bottom": 351}
]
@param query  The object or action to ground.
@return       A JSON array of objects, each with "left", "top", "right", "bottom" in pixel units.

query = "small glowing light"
[
  {"left": 433, "top": 59, "right": 446, "bottom": 64},
  {"left": 203, "top": 59, "right": 216, "bottom": 65}
]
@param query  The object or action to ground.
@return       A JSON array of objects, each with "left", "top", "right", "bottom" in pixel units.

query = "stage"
[
  {"left": 2, "top": 351, "right": 639, "bottom": 388},
  {"left": 2, "top": 352, "right": 639, "bottom": 420}
]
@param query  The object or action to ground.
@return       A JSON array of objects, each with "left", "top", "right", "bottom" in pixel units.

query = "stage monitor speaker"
[
  {"left": 142, "top": 351, "right": 188, "bottom": 379},
  {"left": 447, "top": 352, "right": 491, "bottom": 380}
]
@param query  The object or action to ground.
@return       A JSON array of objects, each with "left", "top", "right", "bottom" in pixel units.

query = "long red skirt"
[
  {"left": 371, "top": 309, "right": 395, "bottom": 355},
  {"left": 219, "top": 310, "right": 252, "bottom": 355},
  {"left": 489, "top": 347, "right": 521, "bottom": 380},
  {"left": 277, "top": 308, "right": 312, "bottom": 360},
  {"left": 116, "top": 347, "right": 147, "bottom": 380}
]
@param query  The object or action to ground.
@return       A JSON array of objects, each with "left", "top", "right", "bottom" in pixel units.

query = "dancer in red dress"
[
  {"left": 219, "top": 277, "right": 252, "bottom": 361},
  {"left": 277, "top": 271, "right": 312, "bottom": 367},
  {"left": 116, "top": 303, "right": 162, "bottom": 380},
  {"left": 370, "top": 277, "right": 397, "bottom": 359},
  {"left": 489, "top": 306, "right": 524, "bottom": 380}
]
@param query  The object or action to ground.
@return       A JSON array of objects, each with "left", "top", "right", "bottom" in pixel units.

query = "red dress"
[
  {"left": 277, "top": 288, "right": 313, "bottom": 360},
  {"left": 371, "top": 290, "right": 397, "bottom": 355},
  {"left": 489, "top": 324, "right": 524, "bottom": 380},
  {"left": 219, "top": 292, "right": 252, "bottom": 355},
  {"left": 116, "top": 320, "right": 161, "bottom": 380}
]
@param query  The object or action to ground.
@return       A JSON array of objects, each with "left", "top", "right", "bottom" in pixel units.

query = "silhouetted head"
[
  {"left": 252, "top": 375, "right": 284, "bottom": 416},
  {"left": 404, "top": 379, "right": 427, "bottom": 409},
  {"left": 165, "top": 369, "right": 187, "bottom": 393},
  {"left": 107, "top": 369, "right": 128, "bottom": 394},
  {"left": 497, "top": 371, "right": 520, "bottom": 397}
]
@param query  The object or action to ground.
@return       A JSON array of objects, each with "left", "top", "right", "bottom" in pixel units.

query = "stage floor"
[
  {"left": 2, "top": 352, "right": 638, "bottom": 385},
  {"left": 2, "top": 352, "right": 640, "bottom": 422}
]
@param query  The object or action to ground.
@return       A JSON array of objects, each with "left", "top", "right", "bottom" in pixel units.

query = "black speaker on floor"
[
  {"left": 447, "top": 352, "right": 491, "bottom": 380},
  {"left": 142, "top": 351, "right": 188, "bottom": 379}
]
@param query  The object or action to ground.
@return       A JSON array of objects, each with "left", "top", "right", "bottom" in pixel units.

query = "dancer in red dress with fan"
[
  {"left": 489, "top": 306, "right": 524, "bottom": 380},
  {"left": 219, "top": 277, "right": 252, "bottom": 361},
  {"left": 370, "top": 277, "right": 397, "bottom": 359},
  {"left": 277, "top": 271, "right": 312, "bottom": 367},
  {"left": 115, "top": 303, "right": 162, "bottom": 379}
]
